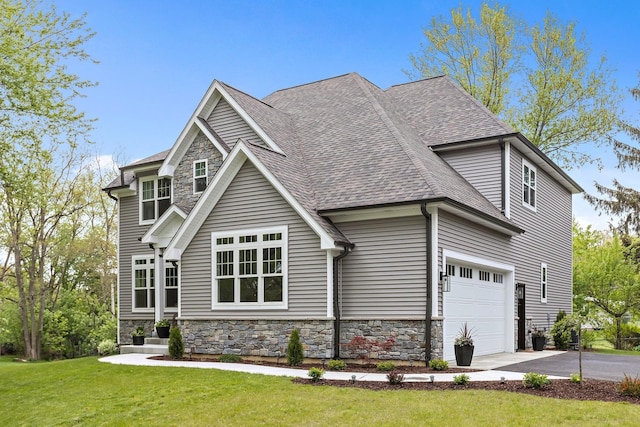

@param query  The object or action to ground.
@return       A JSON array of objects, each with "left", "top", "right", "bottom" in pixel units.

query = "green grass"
[{"left": 1, "top": 357, "right": 640, "bottom": 426}]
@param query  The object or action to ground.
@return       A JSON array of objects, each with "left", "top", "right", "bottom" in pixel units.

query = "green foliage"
[
  {"left": 155, "top": 319, "right": 170, "bottom": 328},
  {"left": 327, "top": 359, "right": 346, "bottom": 371},
  {"left": 522, "top": 372, "right": 550, "bottom": 389},
  {"left": 219, "top": 354, "right": 242, "bottom": 363},
  {"left": 132, "top": 327, "right": 145, "bottom": 337},
  {"left": 97, "top": 340, "right": 117, "bottom": 356},
  {"left": 387, "top": 372, "right": 405, "bottom": 385},
  {"left": 453, "top": 374, "right": 470, "bottom": 385},
  {"left": 168, "top": 326, "right": 184, "bottom": 359},
  {"left": 570, "top": 373, "right": 582, "bottom": 384},
  {"left": 307, "top": 367, "right": 324, "bottom": 382},
  {"left": 550, "top": 317, "right": 575, "bottom": 350},
  {"left": 286, "top": 329, "right": 304, "bottom": 366},
  {"left": 618, "top": 374, "right": 640, "bottom": 397},
  {"left": 428, "top": 359, "right": 449, "bottom": 371},
  {"left": 376, "top": 361, "right": 396, "bottom": 372},
  {"left": 556, "top": 310, "right": 567, "bottom": 322},
  {"left": 454, "top": 323, "right": 474, "bottom": 346},
  {"left": 603, "top": 322, "right": 640, "bottom": 350}
]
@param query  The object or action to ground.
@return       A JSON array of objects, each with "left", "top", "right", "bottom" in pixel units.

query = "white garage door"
[{"left": 443, "top": 260, "right": 511, "bottom": 361}]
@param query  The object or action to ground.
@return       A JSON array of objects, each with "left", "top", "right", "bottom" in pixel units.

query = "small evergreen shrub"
[
  {"left": 287, "top": 329, "right": 304, "bottom": 366},
  {"left": 376, "top": 361, "right": 396, "bottom": 371},
  {"left": 387, "top": 371, "right": 405, "bottom": 385},
  {"left": 327, "top": 359, "right": 347, "bottom": 371},
  {"left": 97, "top": 339, "right": 117, "bottom": 356},
  {"left": 453, "top": 374, "right": 470, "bottom": 385},
  {"left": 219, "top": 354, "right": 242, "bottom": 363},
  {"left": 428, "top": 359, "right": 449, "bottom": 371},
  {"left": 308, "top": 367, "right": 324, "bottom": 382},
  {"left": 168, "top": 326, "right": 184, "bottom": 359},
  {"left": 570, "top": 373, "right": 582, "bottom": 383},
  {"left": 550, "top": 317, "right": 574, "bottom": 350},
  {"left": 523, "top": 372, "right": 550, "bottom": 389},
  {"left": 618, "top": 374, "right": 640, "bottom": 397}
]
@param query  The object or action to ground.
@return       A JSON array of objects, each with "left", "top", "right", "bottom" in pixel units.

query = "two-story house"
[{"left": 104, "top": 73, "right": 582, "bottom": 362}]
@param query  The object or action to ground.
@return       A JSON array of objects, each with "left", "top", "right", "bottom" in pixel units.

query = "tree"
[
  {"left": 408, "top": 2, "right": 620, "bottom": 168},
  {"left": 573, "top": 223, "right": 640, "bottom": 349},
  {"left": 587, "top": 77, "right": 640, "bottom": 234},
  {"left": 0, "top": 0, "right": 96, "bottom": 360}
]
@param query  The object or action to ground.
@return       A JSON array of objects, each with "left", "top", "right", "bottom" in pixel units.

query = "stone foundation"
[
  {"left": 180, "top": 319, "right": 334, "bottom": 359},
  {"left": 119, "top": 319, "right": 155, "bottom": 344}
]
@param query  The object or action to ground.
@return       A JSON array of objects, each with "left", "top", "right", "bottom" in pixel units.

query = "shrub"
[
  {"left": 429, "top": 359, "right": 449, "bottom": 371},
  {"left": 570, "top": 373, "right": 582, "bottom": 384},
  {"left": 453, "top": 374, "right": 470, "bottom": 385},
  {"left": 132, "top": 326, "right": 145, "bottom": 337},
  {"left": 550, "top": 317, "right": 574, "bottom": 350},
  {"left": 376, "top": 361, "right": 396, "bottom": 371},
  {"left": 97, "top": 339, "right": 117, "bottom": 356},
  {"left": 308, "top": 367, "right": 324, "bottom": 382},
  {"left": 155, "top": 319, "right": 170, "bottom": 328},
  {"left": 618, "top": 374, "right": 640, "bottom": 397},
  {"left": 387, "top": 371, "right": 405, "bottom": 385},
  {"left": 168, "top": 326, "right": 184, "bottom": 359},
  {"left": 523, "top": 372, "right": 550, "bottom": 389},
  {"left": 287, "top": 329, "right": 304, "bottom": 366},
  {"left": 556, "top": 310, "right": 567, "bottom": 322},
  {"left": 327, "top": 359, "right": 346, "bottom": 371},
  {"left": 219, "top": 354, "right": 242, "bottom": 363},
  {"left": 603, "top": 322, "right": 640, "bottom": 350},
  {"left": 634, "top": 344, "right": 640, "bottom": 352}
]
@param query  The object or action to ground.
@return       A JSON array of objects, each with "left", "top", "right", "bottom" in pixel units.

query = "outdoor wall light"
[
  {"left": 439, "top": 272, "right": 451, "bottom": 292},
  {"left": 351, "top": 375, "right": 356, "bottom": 384},
  {"left": 430, "top": 375, "right": 435, "bottom": 383},
  {"left": 500, "top": 376, "right": 505, "bottom": 384}
]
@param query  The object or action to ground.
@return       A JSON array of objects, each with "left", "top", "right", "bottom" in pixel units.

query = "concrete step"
[
  {"left": 120, "top": 343, "right": 168, "bottom": 355},
  {"left": 145, "top": 337, "right": 169, "bottom": 345}
]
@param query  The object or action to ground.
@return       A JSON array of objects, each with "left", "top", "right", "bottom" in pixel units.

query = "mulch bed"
[{"left": 150, "top": 355, "right": 639, "bottom": 404}]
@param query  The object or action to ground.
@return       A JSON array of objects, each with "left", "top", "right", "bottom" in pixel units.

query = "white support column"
[
  {"left": 427, "top": 206, "right": 439, "bottom": 317},
  {"left": 154, "top": 247, "right": 165, "bottom": 324}
]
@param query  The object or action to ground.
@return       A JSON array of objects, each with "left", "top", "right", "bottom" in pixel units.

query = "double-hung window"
[
  {"left": 133, "top": 256, "right": 155, "bottom": 310},
  {"left": 165, "top": 266, "right": 178, "bottom": 309},
  {"left": 193, "top": 160, "right": 208, "bottom": 193},
  {"left": 522, "top": 160, "right": 537, "bottom": 210},
  {"left": 140, "top": 177, "right": 171, "bottom": 223},
  {"left": 540, "top": 263, "right": 548, "bottom": 303},
  {"left": 212, "top": 226, "right": 287, "bottom": 309}
]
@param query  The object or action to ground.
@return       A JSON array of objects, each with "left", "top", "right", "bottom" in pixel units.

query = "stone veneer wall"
[
  {"left": 180, "top": 319, "right": 334, "bottom": 359},
  {"left": 430, "top": 318, "right": 444, "bottom": 360},
  {"left": 120, "top": 319, "right": 155, "bottom": 344}
]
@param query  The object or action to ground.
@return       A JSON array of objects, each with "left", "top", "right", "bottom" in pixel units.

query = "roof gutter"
[
  {"left": 420, "top": 202, "right": 433, "bottom": 365},
  {"left": 332, "top": 244, "right": 352, "bottom": 359}
]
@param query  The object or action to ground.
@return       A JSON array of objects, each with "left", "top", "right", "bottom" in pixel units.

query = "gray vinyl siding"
[
  {"left": 118, "top": 193, "right": 154, "bottom": 320},
  {"left": 206, "top": 98, "right": 264, "bottom": 149},
  {"left": 180, "top": 161, "right": 328, "bottom": 318},
  {"left": 439, "top": 144, "right": 502, "bottom": 210},
  {"left": 509, "top": 147, "right": 573, "bottom": 325},
  {"left": 337, "top": 216, "right": 427, "bottom": 318}
]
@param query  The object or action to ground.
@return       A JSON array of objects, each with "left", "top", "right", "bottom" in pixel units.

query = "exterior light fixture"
[
  {"left": 351, "top": 375, "right": 356, "bottom": 384},
  {"left": 430, "top": 375, "right": 435, "bottom": 383},
  {"left": 439, "top": 272, "right": 451, "bottom": 292}
]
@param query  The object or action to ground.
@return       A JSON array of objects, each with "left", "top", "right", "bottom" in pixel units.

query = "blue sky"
[{"left": 56, "top": 0, "right": 640, "bottom": 229}]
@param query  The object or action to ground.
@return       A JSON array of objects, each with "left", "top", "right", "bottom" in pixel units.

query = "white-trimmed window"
[
  {"left": 165, "top": 266, "right": 178, "bottom": 309},
  {"left": 140, "top": 177, "right": 171, "bottom": 223},
  {"left": 522, "top": 160, "right": 537, "bottom": 210},
  {"left": 212, "top": 226, "right": 288, "bottom": 309},
  {"left": 540, "top": 263, "right": 548, "bottom": 303},
  {"left": 133, "top": 256, "right": 155, "bottom": 310},
  {"left": 193, "top": 159, "right": 208, "bottom": 193}
]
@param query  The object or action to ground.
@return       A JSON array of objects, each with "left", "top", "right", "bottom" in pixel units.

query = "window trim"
[
  {"left": 522, "top": 159, "right": 537, "bottom": 211},
  {"left": 193, "top": 159, "right": 208, "bottom": 194},
  {"left": 139, "top": 176, "right": 172, "bottom": 225},
  {"left": 540, "top": 263, "right": 548, "bottom": 303},
  {"left": 165, "top": 264, "right": 179, "bottom": 312},
  {"left": 132, "top": 255, "right": 155, "bottom": 312},
  {"left": 211, "top": 226, "right": 288, "bottom": 310}
]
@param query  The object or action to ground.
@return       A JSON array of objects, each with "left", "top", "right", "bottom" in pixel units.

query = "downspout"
[
  {"left": 499, "top": 139, "right": 506, "bottom": 215},
  {"left": 420, "top": 203, "right": 433, "bottom": 365},
  {"left": 333, "top": 245, "right": 352, "bottom": 359},
  {"left": 107, "top": 190, "right": 118, "bottom": 202}
]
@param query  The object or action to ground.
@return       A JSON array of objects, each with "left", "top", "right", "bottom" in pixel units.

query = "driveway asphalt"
[{"left": 496, "top": 351, "right": 640, "bottom": 381}]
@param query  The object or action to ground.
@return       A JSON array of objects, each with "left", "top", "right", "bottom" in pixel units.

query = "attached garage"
[{"left": 442, "top": 250, "right": 515, "bottom": 361}]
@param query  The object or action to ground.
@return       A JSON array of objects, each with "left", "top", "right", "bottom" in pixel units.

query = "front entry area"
[{"left": 442, "top": 250, "right": 515, "bottom": 361}]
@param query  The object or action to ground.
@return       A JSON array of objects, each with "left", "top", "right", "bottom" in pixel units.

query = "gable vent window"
[
  {"left": 479, "top": 270, "right": 490, "bottom": 281},
  {"left": 140, "top": 177, "right": 171, "bottom": 223},
  {"left": 522, "top": 160, "right": 537, "bottom": 210},
  {"left": 212, "top": 226, "right": 288, "bottom": 310},
  {"left": 459, "top": 267, "right": 473, "bottom": 279},
  {"left": 193, "top": 159, "right": 208, "bottom": 193}
]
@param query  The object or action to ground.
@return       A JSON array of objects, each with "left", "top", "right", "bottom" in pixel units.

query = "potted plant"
[
  {"left": 531, "top": 326, "right": 547, "bottom": 351},
  {"left": 454, "top": 322, "right": 474, "bottom": 366},
  {"left": 155, "top": 319, "right": 170, "bottom": 338},
  {"left": 132, "top": 326, "right": 146, "bottom": 345}
]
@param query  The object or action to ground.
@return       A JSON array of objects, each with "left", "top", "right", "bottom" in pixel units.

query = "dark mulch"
[{"left": 150, "top": 355, "right": 638, "bottom": 404}]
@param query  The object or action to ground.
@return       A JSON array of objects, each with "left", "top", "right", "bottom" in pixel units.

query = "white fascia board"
[
  {"left": 194, "top": 118, "right": 229, "bottom": 160},
  {"left": 238, "top": 141, "right": 337, "bottom": 250},
  {"left": 212, "top": 83, "right": 285, "bottom": 155},
  {"left": 141, "top": 205, "right": 187, "bottom": 246},
  {"left": 324, "top": 204, "right": 422, "bottom": 223},
  {"left": 158, "top": 123, "right": 199, "bottom": 177}
]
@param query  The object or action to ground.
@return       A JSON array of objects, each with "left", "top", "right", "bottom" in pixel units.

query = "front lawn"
[{"left": 1, "top": 357, "right": 638, "bottom": 426}]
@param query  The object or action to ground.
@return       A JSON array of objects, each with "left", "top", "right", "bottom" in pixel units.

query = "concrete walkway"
[{"left": 100, "top": 350, "right": 567, "bottom": 382}]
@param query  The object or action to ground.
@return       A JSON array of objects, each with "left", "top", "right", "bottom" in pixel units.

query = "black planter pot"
[
  {"left": 454, "top": 344, "right": 474, "bottom": 366},
  {"left": 132, "top": 335, "right": 145, "bottom": 346},
  {"left": 532, "top": 336, "right": 546, "bottom": 351},
  {"left": 156, "top": 326, "right": 170, "bottom": 338}
]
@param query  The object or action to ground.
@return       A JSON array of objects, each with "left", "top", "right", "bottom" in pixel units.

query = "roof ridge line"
[{"left": 352, "top": 74, "right": 444, "bottom": 196}]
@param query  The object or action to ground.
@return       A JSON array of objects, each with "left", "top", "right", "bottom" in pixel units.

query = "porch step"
[
  {"left": 144, "top": 337, "right": 169, "bottom": 345},
  {"left": 120, "top": 343, "right": 168, "bottom": 355}
]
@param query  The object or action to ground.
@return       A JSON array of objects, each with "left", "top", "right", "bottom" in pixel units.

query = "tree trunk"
[{"left": 616, "top": 316, "right": 622, "bottom": 350}]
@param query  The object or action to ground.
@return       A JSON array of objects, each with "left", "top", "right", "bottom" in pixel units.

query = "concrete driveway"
[{"left": 496, "top": 351, "right": 640, "bottom": 381}]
